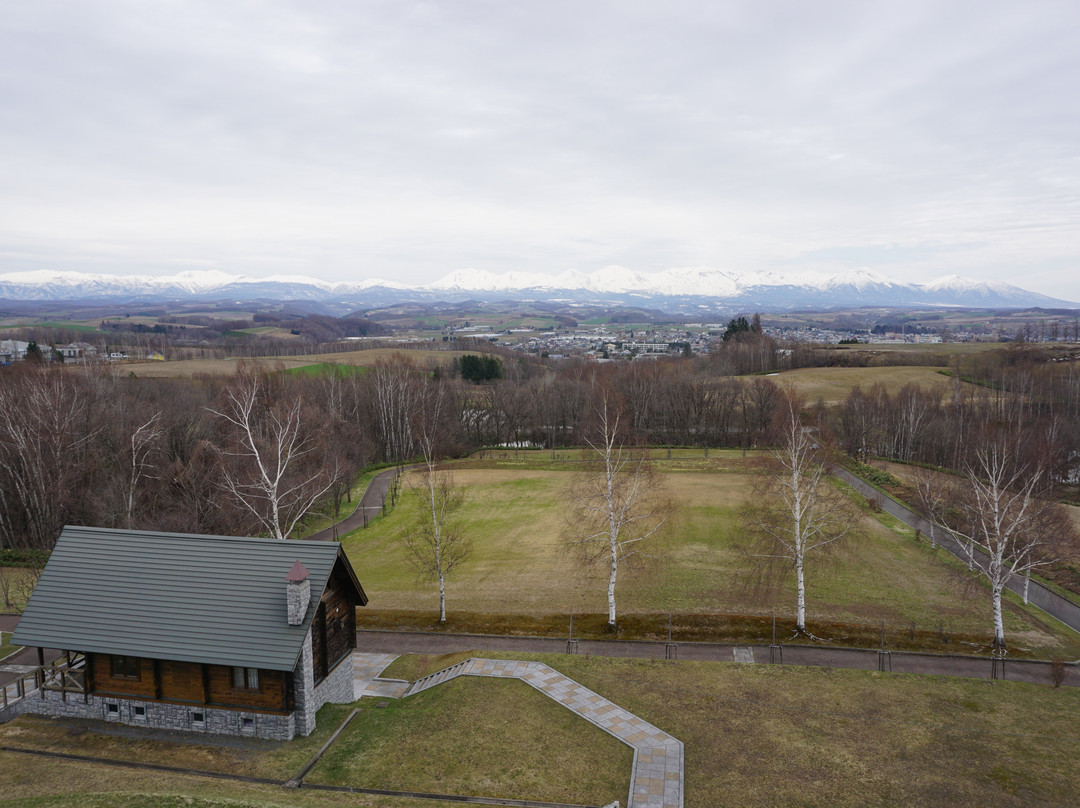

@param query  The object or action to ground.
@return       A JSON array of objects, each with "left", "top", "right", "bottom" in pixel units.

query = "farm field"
[
  {"left": 767, "top": 365, "right": 954, "bottom": 403},
  {"left": 111, "top": 347, "right": 471, "bottom": 378},
  {"left": 4, "top": 652, "right": 1078, "bottom": 808},
  {"left": 342, "top": 455, "right": 1080, "bottom": 657}
]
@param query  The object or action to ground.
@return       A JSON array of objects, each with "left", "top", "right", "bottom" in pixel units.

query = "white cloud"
[{"left": 1, "top": 1, "right": 1078, "bottom": 300}]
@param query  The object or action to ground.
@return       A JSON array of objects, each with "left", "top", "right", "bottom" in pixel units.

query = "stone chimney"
[{"left": 286, "top": 560, "right": 311, "bottom": 626}]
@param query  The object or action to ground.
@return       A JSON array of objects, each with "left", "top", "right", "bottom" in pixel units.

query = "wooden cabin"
[{"left": 8, "top": 526, "right": 367, "bottom": 740}]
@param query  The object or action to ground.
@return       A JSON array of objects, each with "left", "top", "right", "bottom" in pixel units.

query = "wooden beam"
[
  {"left": 152, "top": 659, "right": 162, "bottom": 700},
  {"left": 201, "top": 664, "right": 210, "bottom": 705},
  {"left": 84, "top": 652, "right": 94, "bottom": 703}
]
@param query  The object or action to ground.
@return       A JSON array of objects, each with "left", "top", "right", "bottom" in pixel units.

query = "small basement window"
[
  {"left": 241, "top": 717, "right": 255, "bottom": 733},
  {"left": 106, "top": 703, "right": 119, "bottom": 714},
  {"left": 232, "top": 666, "right": 259, "bottom": 690},
  {"left": 110, "top": 655, "right": 140, "bottom": 679},
  {"left": 133, "top": 705, "right": 146, "bottom": 721},
  {"left": 192, "top": 711, "right": 204, "bottom": 725}
]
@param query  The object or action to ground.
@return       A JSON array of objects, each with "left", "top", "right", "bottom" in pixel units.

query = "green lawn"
[
  {"left": 4, "top": 652, "right": 1078, "bottom": 808},
  {"left": 343, "top": 456, "right": 1080, "bottom": 657},
  {"left": 0, "top": 750, "right": 462, "bottom": 807},
  {"left": 307, "top": 676, "right": 630, "bottom": 805},
  {"left": 391, "top": 651, "right": 1080, "bottom": 808},
  {"left": 0, "top": 704, "right": 354, "bottom": 782}
]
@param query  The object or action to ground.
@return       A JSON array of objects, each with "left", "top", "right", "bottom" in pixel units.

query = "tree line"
[{"left": 1, "top": 343, "right": 1079, "bottom": 553}]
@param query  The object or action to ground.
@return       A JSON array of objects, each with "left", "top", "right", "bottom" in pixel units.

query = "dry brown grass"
[
  {"left": 113, "top": 348, "right": 473, "bottom": 378},
  {"left": 307, "top": 676, "right": 631, "bottom": 806},
  {"left": 0, "top": 748, "right": 464, "bottom": 806},
  {"left": 346, "top": 463, "right": 1080, "bottom": 656},
  {"left": 0, "top": 706, "right": 350, "bottom": 781},
  {"left": 766, "top": 365, "right": 952, "bottom": 404}
]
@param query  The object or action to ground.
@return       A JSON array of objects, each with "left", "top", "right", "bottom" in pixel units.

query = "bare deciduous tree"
[
  {"left": 949, "top": 443, "right": 1064, "bottom": 651},
  {"left": 740, "top": 394, "right": 857, "bottom": 636},
  {"left": 123, "top": 412, "right": 164, "bottom": 528},
  {"left": 209, "top": 372, "right": 333, "bottom": 539},
  {"left": 402, "top": 380, "right": 470, "bottom": 622},
  {"left": 369, "top": 360, "right": 419, "bottom": 463},
  {"left": 403, "top": 465, "right": 469, "bottom": 622},
  {"left": 911, "top": 465, "right": 946, "bottom": 551},
  {"left": 564, "top": 396, "right": 674, "bottom": 628},
  {"left": 0, "top": 369, "right": 100, "bottom": 550}
]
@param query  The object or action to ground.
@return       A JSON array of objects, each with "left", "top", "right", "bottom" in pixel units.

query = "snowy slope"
[{"left": 0, "top": 267, "right": 1074, "bottom": 310}]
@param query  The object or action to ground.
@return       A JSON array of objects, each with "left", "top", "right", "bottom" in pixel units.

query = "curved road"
[
  {"left": 305, "top": 466, "right": 403, "bottom": 542},
  {"left": 834, "top": 467, "right": 1080, "bottom": 636}
]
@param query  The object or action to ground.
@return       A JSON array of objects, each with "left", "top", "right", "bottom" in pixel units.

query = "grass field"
[
  {"left": 113, "top": 348, "right": 473, "bottom": 378},
  {"left": 0, "top": 672, "right": 629, "bottom": 807},
  {"left": 0, "top": 751, "right": 463, "bottom": 807},
  {"left": 0, "top": 704, "right": 353, "bottom": 781},
  {"left": 307, "top": 677, "right": 630, "bottom": 804},
  {"left": 342, "top": 455, "right": 1080, "bottom": 657},
  {"left": 5, "top": 652, "right": 1076, "bottom": 807},
  {"left": 766, "top": 365, "right": 954, "bottom": 403},
  {"left": 380, "top": 651, "right": 1080, "bottom": 808}
]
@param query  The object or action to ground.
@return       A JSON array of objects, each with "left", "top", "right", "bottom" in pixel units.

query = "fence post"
[
  {"left": 769, "top": 609, "right": 783, "bottom": 665},
  {"left": 566, "top": 611, "right": 578, "bottom": 654}
]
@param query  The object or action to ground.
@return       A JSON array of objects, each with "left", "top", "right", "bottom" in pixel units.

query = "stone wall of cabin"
[
  {"left": 3, "top": 689, "right": 296, "bottom": 740},
  {"left": 290, "top": 631, "right": 355, "bottom": 737}
]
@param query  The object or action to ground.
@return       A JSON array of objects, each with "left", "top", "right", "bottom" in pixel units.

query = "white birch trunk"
[
  {"left": 795, "top": 556, "right": 806, "bottom": 632},
  {"left": 608, "top": 551, "right": 618, "bottom": 626},
  {"left": 992, "top": 585, "right": 1006, "bottom": 649}
]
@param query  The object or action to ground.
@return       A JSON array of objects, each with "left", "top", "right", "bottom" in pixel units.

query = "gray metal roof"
[{"left": 13, "top": 525, "right": 367, "bottom": 671}]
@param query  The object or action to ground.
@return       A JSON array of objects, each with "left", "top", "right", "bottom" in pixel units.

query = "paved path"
[
  {"left": 306, "top": 466, "right": 403, "bottom": 542},
  {"left": 355, "top": 652, "right": 682, "bottom": 808},
  {"left": 351, "top": 652, "right": 408, "bottom": 700},
  {"left": 355, "top": 629, "right": 1078, "bottom": 686},
  {"left": 834, "top": 467, "right": 1080, "bottom": 636}
]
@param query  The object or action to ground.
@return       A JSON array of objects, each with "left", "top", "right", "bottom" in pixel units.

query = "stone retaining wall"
[{"left": 4, "top": 688, "right": 297, "bottom": 740}]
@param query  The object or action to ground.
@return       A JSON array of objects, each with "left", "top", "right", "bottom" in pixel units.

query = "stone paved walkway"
[
  {"left": 355, "top": 652, "right": 683, "bottom": 808},
  {"left": 352, "top": 652, "right": 408, "bottom": 700}
]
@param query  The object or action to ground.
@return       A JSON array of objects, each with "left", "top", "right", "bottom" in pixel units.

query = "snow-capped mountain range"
[{"left": 0, "top": 267, "right": 1074, "bottom": 312}]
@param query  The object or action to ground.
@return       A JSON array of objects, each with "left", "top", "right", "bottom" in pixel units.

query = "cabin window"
[
  {"left": 133, "top": 705, "right": 146, "bottom": 721},
  {"left": 110, "top": 655, "right": 140, "bottom": 679},
  {"left": 106, "top": 702, "right": 119, "bottom": 714},
  {"left": 192, "top": 711, "right": 204, "bottom": 726},
  {"left": 232, "top": 666, "right": 260, "bottom": 690}
]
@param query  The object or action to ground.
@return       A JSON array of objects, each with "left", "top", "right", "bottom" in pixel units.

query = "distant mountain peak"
[{"left": 0, "top": 266, "right": 1074, "bottom": 311}]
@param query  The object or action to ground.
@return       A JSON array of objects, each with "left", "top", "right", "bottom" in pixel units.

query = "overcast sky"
[{"left": 2, "top": 1, "right": 1078, "bottom": 299}]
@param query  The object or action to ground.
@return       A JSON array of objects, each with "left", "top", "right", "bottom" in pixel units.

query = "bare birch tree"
[
  {"left": 369, "top": 360, "right": 418, "bottom": 462},
  {"left": 123, "top": 412, "right": 164, "bottom": 528},
  {"left": 209, "top": 373, "right": 333, "bottom": 539},
  {"left": 740, "top": 394, "right": 856, "bottom": 636},
  {"left": 403, "top": 465, "right": 469, "bottom": 622},
  {"left": 402, "top": 380, "right": 470, "bottom": 622},
  {"left": 564, "top": 396, "right": 674, "bottom": 628},
  {"left": 912, "top": 465, "right": 946, "bottom": 551},
  {"left": 949, "top": 443, "right": 1062, "bottom": 651},
  {"left": 0, "top": 369, "right": 99, "bottom": 550}
]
